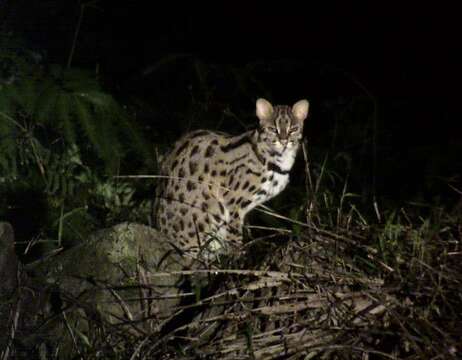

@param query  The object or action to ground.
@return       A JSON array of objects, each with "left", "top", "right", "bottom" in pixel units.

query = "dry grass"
[
  {"left": 2, "top": 144, "right": 461, "bottom": 359},
  {"left": 4, "top": 198, "right": 460, "bottom": 359}
]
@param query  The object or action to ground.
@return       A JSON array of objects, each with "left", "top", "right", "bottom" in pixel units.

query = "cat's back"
[{"left": 160, "top": 129, "right": 238, "bottom": 176}]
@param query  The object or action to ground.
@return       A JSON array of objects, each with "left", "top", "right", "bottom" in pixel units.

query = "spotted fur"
[{"left": 154, "top": 98, "right": 309, "bottom": 258}]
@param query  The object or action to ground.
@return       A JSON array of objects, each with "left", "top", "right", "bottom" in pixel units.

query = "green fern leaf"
[
  {"left": 0, "top": 86, "right": 15, "bottom": 118},
  {"left": 1, "top": 54, "right": 147, "bottom": 173},
  {"left": 35, "top": 78, "right": 60, "bottom": 125},
  {"left": 55, "top": 93, "right": 75, "bottom": 144},
  {"left": 15, "top": 76, "right": 38, "bottom": 116},
  {"left": 0, "top": 111, "right": 18, "bottom": 175},
  {"left": 63, "top": 68, "right": 101, "bottom": 92},
  {"left": 71, "top": 94, "right": 101, "bottom": 155}
]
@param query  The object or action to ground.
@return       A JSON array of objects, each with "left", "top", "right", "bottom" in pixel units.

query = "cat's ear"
[
  {"left": 292, "top": 100, "right": 309, "bottom": 122},
  {"left": 256, "top": 98, "right": 274, "bottom": 124}
]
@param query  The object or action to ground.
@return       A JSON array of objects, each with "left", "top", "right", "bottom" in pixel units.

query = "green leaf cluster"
[{"left": 0, "top": 40, "right": 147, "bottom": 175}]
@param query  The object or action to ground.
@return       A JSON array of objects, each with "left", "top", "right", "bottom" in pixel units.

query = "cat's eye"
[
  {"left": 289, "top": 126, "right": 299, "bottom": 133},
  {"left": 267, "top": 127, "right": 277, "bottom": 133}
]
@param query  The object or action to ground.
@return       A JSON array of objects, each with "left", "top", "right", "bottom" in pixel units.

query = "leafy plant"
[{"left": 0, "top": 37, "right": 148, "bottom": 175}]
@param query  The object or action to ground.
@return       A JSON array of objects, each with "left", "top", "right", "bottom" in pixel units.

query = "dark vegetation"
[{"left": 1, "top": 2, "right": 461, "bottom": 358}]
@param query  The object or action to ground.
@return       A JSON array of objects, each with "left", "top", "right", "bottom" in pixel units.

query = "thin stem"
[{"left": 67, "top": 2, "right": 85, "bottom": 69}]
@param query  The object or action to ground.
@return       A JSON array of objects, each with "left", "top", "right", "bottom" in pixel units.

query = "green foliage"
[
  {"left": 1, "top": 46, "right": 461, "bottom": 357},
  {"left": 1, "top": 67, "right": 129, "bottom": 172},
  {"left": 0, "top": 133, "right": 150, "bottom": 252},
  {"left": 0, "top": 36, "right": 152, "bottom": 251},
  {"left": 0, "top": 38, "right": 148, "bottom": 174}
]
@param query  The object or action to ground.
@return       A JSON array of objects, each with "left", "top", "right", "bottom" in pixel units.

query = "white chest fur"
[
  {"left": 277, "top": 147, "right": 297, "bottom": 171},
  {"left": 260, "top": 172, "right": 289, "bottom": 199},
  {"left": 253, "top": 147, "right": 296, "bottom": 205}
]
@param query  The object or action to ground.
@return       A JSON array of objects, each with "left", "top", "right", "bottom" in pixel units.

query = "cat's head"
[{"left": 256, "top": 98, "right": 309, "bottom": 151}]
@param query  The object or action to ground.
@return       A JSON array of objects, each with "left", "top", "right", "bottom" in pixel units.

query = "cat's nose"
[{"left": 280, "top": 139, "right": 288, "bottom": 146}]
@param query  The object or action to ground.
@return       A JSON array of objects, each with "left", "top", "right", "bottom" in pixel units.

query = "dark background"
[
  {"left": 2, "top": 1, "right": 461, "bottom": 204},
  {"left": 5, "top": 2, "right": 459, "bottom": 95}
]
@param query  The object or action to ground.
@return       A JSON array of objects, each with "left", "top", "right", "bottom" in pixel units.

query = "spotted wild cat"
[{"left": 154, "top": 98, "right": 309, "bottom": 258}]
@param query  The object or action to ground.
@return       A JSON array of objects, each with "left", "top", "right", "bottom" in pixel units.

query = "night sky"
[{"left": 3, "top": 1, "right": 461, "bottom": 200}]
